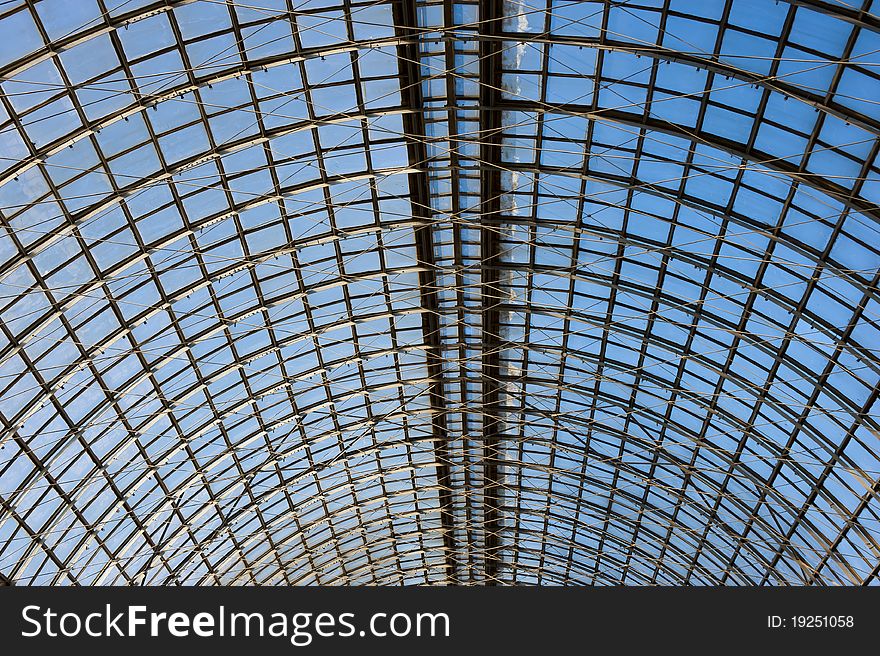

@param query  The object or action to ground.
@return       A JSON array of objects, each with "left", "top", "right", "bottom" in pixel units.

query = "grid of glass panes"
[
  {"left": 0, "top": 0, "right": 450, "bottom": 585},
  {"left": 0, "top": 0, "right": 877, "bottom": 587},
  {"left": 494, "top": 0, "right": 880, "bottom": 584}
]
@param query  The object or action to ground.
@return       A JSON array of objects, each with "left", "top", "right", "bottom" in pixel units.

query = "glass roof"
[{"left": 0, "top": 0, "right": 877, "bottom": 586}]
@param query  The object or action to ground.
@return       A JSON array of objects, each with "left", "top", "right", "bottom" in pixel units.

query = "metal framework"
[{"left": 0, "top": 0, "right": 877, "bottom": 586}]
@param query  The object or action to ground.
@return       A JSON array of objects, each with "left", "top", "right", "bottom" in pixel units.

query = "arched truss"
[{"left": 0, "top": 0, "right": 877, "bottom": 586}]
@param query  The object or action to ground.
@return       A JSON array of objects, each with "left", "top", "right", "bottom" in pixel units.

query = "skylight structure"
[{"left": 0, "top": 0, "right": 878, "bottom": 586}]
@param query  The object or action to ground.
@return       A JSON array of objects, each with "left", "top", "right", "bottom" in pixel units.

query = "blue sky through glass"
[{"left": 0, "top": 0, "right": 877, "bottom": 586}]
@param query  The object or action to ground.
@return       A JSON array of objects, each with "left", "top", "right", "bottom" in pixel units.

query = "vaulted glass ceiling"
[{"left": 0, "top": 0, "right": 878, "bottom": 586}]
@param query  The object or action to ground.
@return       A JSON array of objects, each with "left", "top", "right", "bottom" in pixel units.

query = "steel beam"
[
  {"left": 479, "top": 0, "right": 505, "bottom": 584},
  {"left": 393, "top": 0, "right": 459, "bottom": 583}
]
